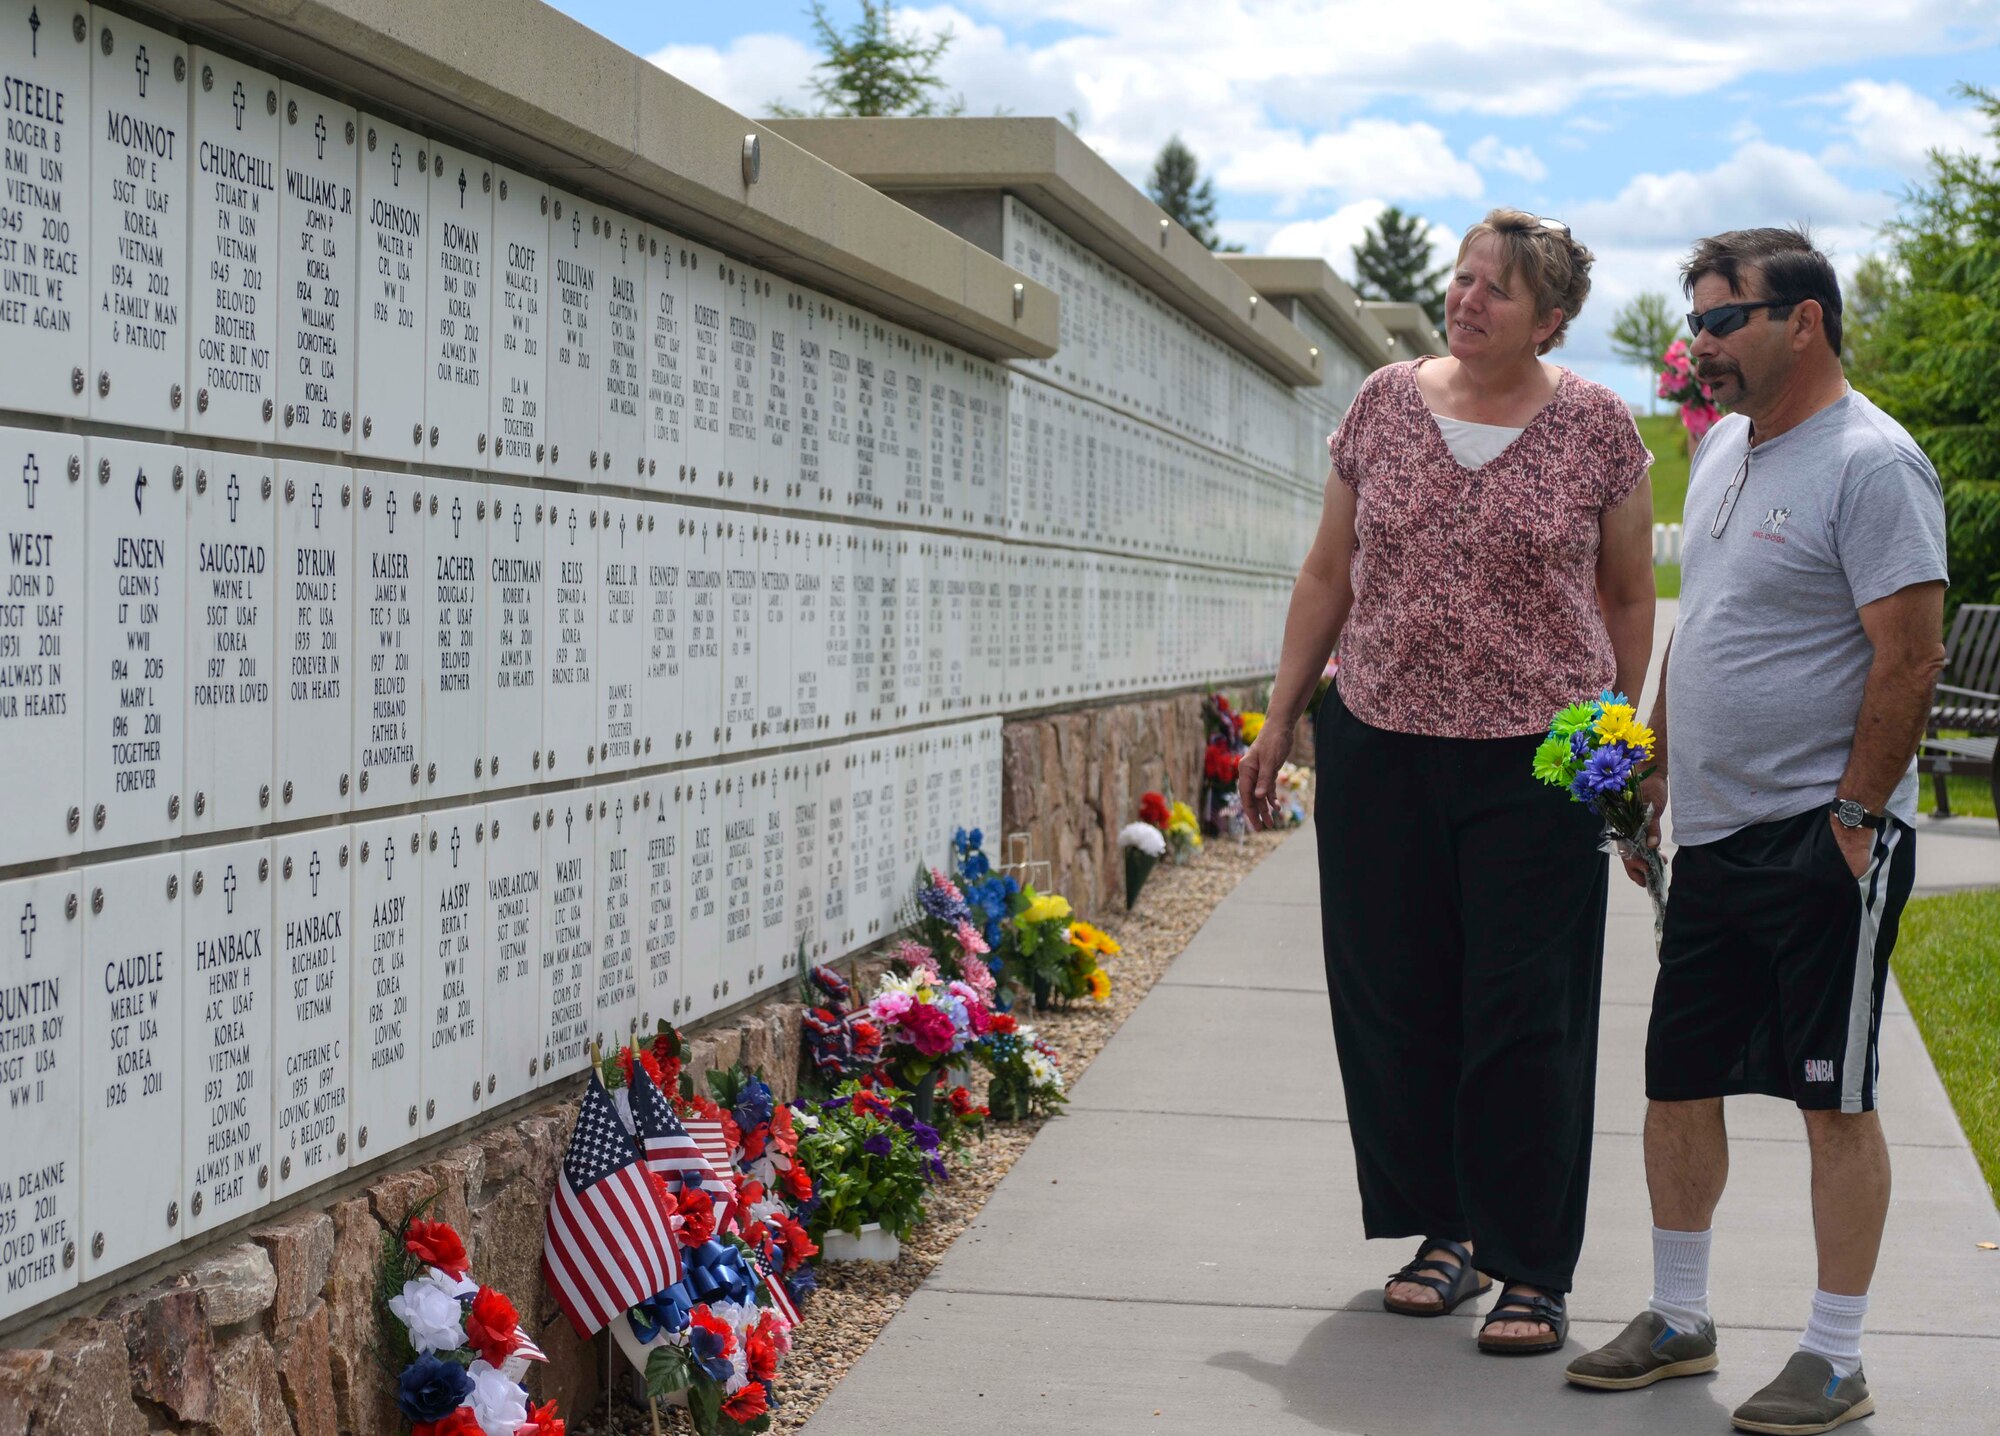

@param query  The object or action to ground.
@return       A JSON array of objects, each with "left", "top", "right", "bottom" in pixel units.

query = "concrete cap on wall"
[
  {"left": 133, "top": 0, "right": 1058, "bottom": 361},
  {"left": 1217, "top": 256, "right": 1435, "bottom": 367},
  {"left": 1361, "top": 301, "right": 1450, "bottom": 357}
]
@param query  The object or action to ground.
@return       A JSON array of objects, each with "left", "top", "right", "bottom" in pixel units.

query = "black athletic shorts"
[{"left": 1645, "top": 806, "right": 1916, "bottom": 1113}]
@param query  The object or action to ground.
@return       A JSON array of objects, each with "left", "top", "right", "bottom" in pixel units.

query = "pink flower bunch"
[
  {"left": 900, "top": 1003, "right": 957, "bottom": 1057},
  {"left": 954, "top": 919, "right": 989, "bottom": 958},
  {"left": 929, "top": 869, "right": 963, "bottom": 904}
]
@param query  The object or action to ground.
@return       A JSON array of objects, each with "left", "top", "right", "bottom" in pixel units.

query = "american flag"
[
  {"left": 629, "top": 1062, "right": 720, "bottom": 1193},
  {"left": 681, "top": 1115, "right": 740, "bottom": 1212},
  {"left": 756, "top": 1249, "right": 801, "bottom": 1329},
  {"left": 541, "top": 1073, "right": 683, "bottom": 1339}
]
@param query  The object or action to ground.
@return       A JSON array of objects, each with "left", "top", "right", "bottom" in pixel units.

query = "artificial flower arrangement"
[
  {"left": 1003, "top": 885, "right": 1114, "bottom": 1007},
  {"left": 795, "top": 1080, "right": 949, "bottom": 1248},
  {"left": 1533, "top": 689, "right": 1667, "bottom": 946},
  {"left": 1200, "top": 694, "right": 1250, "bottom": 838},
  {"left": 380, "top": 1206, "right": 564, "bottom": 1436},
  {"left": 979, "top": 1012, "right": 1068, "bottom": 1122},
  {"left": 952, "top": 828, "right": 1019, "bottom": 995},
  {"left": 903, "top": 863, "right": 991, "bottom": 986},
  {"left": 1268, "top": 762, "right": 1312, "bottom": 828},
  {"left": 869, "top": 943, "right": 997, "bottom": 1115},
  {"left": 1118, "top": 818, "right": 1167, "bottom": 909},
  {"left": 799, "top": 964, "right": 886, "bottom": 1097},
  {"left": 1239, "top": 711, "right": 1267, "bottom": 743},
  {"left": 1165, "top": 798, "right": 1203, "bottom": 863},
  {"left": 1657, "top": 337, "right": 1720, "bottom": 449}
]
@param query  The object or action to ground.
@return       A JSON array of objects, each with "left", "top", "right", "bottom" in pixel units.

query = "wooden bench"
[{"left": 1919, "top": 602, "right": 2000, "bottom": 827}]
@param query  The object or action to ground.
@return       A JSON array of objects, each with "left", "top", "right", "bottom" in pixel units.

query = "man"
[{"left": 1563, "top": 228, "right": 1948, "bottom": 1434}]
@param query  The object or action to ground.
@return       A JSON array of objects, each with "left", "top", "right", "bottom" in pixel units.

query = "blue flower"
[
  {"left": 924, "top": 1156, "right": 950, "bottom": 1182},
  {"left": 396, "top": 1355, "right": 474, "bottom": 1424},
  {"left": 1570, "top": 743, "right": 1638, "bottom": 803},
  {"left": 968, "top": 827, "right": 983, "bottom": 848},
  {"left": 910, "top": 1120, "right": 941, "bottom": 1152},
  {"left": 1570, "top": 730, "right": 1593, "bottom": 758},
  {"left": 785, "top": 1264, "right": 819, "bottom": 1303},
  {"left": 917, "top": 881, "right": 969, "bottom": 922},
  {"left": 862, "top": 1132, "right": 893, "bottom": 1157},
  {"left": 689, "top": 1321, "right": 734, "bottom": 1383},
  {"left": 733, "top": 1076, "right": 775, "bottom": 1134}
]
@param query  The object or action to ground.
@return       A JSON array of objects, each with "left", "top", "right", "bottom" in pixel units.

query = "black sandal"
[
  {"left": 1478, "top": 1287, "right": 1568, "bottom": 1354},
  {"left": 1383, "top": 1237, "right": 1491, "bottom": 1316}
]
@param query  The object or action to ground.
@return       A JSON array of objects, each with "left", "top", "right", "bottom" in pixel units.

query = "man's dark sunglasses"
[{"left": 1685, "top": 299, "right": 1794, "bottom": 339}]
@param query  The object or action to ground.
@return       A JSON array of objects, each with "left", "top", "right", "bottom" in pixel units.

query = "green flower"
[
  {"left": 1550, "top": 702, "right": 1598, "bottom": 738},
  {"left": 1532, "top": 733, "right": 1577, "bottom": 787}
]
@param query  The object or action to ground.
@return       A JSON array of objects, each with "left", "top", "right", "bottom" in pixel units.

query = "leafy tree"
[
  {"left": 1608, "top": 291, "right": 1678, "bottom": 412},
  {"left": 1148, "top": 136, "right": 1241, "bottom": 252},
  {"left": 1848, "top": 83, "right": 2000, "bottom": 617},
  {"left": 769, "top": 1, "right": 964, "bottom": 119},
  {"left": 1352, "top": 205, "right": 1449, "bottom": 327}
]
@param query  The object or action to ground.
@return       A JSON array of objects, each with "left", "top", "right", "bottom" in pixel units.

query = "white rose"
[
  {"left": 388, "top": 1276, "right": 466, "bottom": 1353},
  {"left": 465, "top": 1359, "right": 529, "bottom": 1436}
]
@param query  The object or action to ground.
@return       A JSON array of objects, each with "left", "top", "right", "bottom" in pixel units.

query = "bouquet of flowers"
[
  {"left": 380, "top": 1207, "right": 562, "bottom": 1436},
  {"left": 1200, "top": 695, "right": 1250, "bottom": 838},
  {"left": 1270, "top": 763, "right": 1312, "bottom": 827},
  {"left": 868, "top": 950, "right": 996, "bottom": 1106},
  {"left": 951, "top": 828, "right": 1018, "bottom": 996},
  {"left": 799, "top": 965, "right": 885, "bottom": 1094},
  {"left": 1118, "top": 819, "right": 1167, "bottom": 909},
  {"left": 1533, "top": 689, "right": 1668, "bottom": 947},
  {"left": 795, "top": 1081, "right": 948, "bottom": 1243},
  {"left": 1165, "top": 799, "right": 1203, "bottom": 862},
  {"left": 903, "top": 864, "right": 988, "bottom": 985},
  {"left": 1658, "top": 337, "right": 1720, "bottom": 448},
  {"left": 979, "top": 1013, "right": 1067, "bottom": 1121},
  {"left": 1004, "top": 886, "right": 1114, "bottom": 1006},
  {"left": 1239, "top": 711, "right": 1267, "bottom": 743}
]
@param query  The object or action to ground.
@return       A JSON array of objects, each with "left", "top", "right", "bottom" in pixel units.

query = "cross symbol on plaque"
[
  {"left": 311, "top": 481, "right": 325, "bottom": 530},
  {"left": 385, "top": 487, "right": 398, "bottom": 533},
  {"left": 134, "top": 45, "right": 150, "bottom": 98},
  {"left": 20, "top": 455, "right": 38, "bottom": 511},
  {"left": 457, "top": 168, "right": 467, "bottom": 208},
  {"left": 309, "top": 850, "right": 322, "bottom": 897},
  {"left": 451, "top": 496, "right": 462, "bottom": 538},
  {"left": 620, "top": 228, "right": 629, "bottom": 262},
  {"left": 225, "top": 473, "right": 241, "bottom": 523},
  {"left": 615, "top": 798, "right": 624, "bottom": 834},
  {"left": 27, "top": 6, "right": 38, "bottom": 58},
  {"left": 565, "top": 807, "right": 574, "bottom": 844},
  {"left": 568, "top": 507, "right": 577, "bottom": 545},
  {"left": 390, "top": 142, "right": 402, "bottom": 186},
  {"left": 18, "top": 902, "right": 35, "bottom": 960},
  {"left": 383, "top": 836, "right": 396, "bottom": 881},
  {"left": 450, "top": 827, "right": 461, "bottom": 868},
  {"left": 314, "top": 113, "right": 328, "bottom": 161},
  {"left": 231, "top": 81, "right": 246, "bottom": 130},
  {"left": 512, "top": 502, "right": 523, "bottom": 541},
  {"left": 619, "top": 512, "right": 627, "bottom": 547},
  {"left": 133, "top": 466, "right": 148, "bottom": 514},
  {"left": 222, "top": 864, "right": 238, "bottom": 914}
]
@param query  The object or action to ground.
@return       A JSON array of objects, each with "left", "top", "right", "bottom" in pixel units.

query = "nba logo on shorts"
[{"left": 1803, "top": 1059, "right": 1837, "bottom": 1084}]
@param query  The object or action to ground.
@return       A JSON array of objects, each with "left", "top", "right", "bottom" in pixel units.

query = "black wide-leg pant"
[{"left": 1313, "top": 684, "right": 1608, "bottom": 1294}]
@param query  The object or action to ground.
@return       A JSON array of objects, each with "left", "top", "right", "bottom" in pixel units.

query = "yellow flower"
[
  {"left": 1240, "top": 712, "right": 1266, "bottom": 742},
  {"left": 1087, "top": 968, "right": 1112, "bottom": 1002},
  {"left": 1021, "top": 892, "right": 1072, "bottom": 925},
  {"left": 1068, "top": 920, "right": 1122, "bottom": 957},
  {"left": 1595, "top": 705, "right": 1656, "bottom": 757},
  {"left": 1169, "top": 800, "right": 1198, "bottom": 827}
]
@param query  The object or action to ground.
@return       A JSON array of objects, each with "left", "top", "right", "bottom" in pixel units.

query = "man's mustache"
[{"left": 1695, "top": 361, "right": 1739, "bottom": 383}]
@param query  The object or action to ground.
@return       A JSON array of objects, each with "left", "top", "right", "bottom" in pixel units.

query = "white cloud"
[
  {"left": 1567, "top": 141, "right": 1895, "bottom": 250},
  {"left": 1821, "top": 80, "right": 1994, "bottom": 172},
  {"left": 647, "top": 34, "right": 821, "bottom": 119},
  {"left": 1263, "top": 201, "right": 1462, "bottom": 286},
  {"left": 1469, "top": 135, "right": 1547, "bottom": 183},
  {"left": 1219, "top": 119, "right": 1484, "bottom": 200}
]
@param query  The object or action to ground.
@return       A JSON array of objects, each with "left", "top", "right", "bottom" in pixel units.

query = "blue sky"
[{"left": 549, "top": 0, "right": 2000, "bottom": 403}]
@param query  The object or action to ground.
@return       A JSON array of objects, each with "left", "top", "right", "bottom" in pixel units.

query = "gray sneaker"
[
  {"left": 1564, "top": 1309, "right": 1719, "bottom": 1390},
  {"left": 1731, "top": 1352, "right": 1874, "bottom": 1434}
]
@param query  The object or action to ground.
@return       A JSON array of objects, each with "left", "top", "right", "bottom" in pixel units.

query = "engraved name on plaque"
[
  {"left": 484, "top": 487, "right": 542, "bottom": 787},
  {"left": 185, "top": 453, "right": 273, "bottom": 833},
  {"left": 278, "top": 83, "right": 356, "bottom": 445},
  {"left": 642, "top": 232, "right": 685, "bottom": 494},
  {"left": 793, "top": 296, "right": 823, "bottom": 511},
  {"left": 350, "top": 816, "right": 420, "bottom": 1163},
  {"left": 870, "top": 739, "right": 902, "bottom": 939},
  {"left": 540, "top": 796, "right": 594, "bottom": 1079},
  {"left": 894, "top": 331, "right": 928, "bottom": 518},
  {"left": 722, "top": 520, "right": 758, "bottom": 748},
  {"left": 718, "top": 764, "right": 757, "bottom": 1005},
  {"left": 597, "top": 497, "right": 642, "bottom": 770},
  {"left": 81, "top": 852, "right": 180, "bottom": 1279},
  {"left": 683, "top": 239, "right": 724, "bottom": 490},
  {"left": 354, "top": 115, "right": 427, "bottom": 460},
  {"left": 753, "top": 758, "right": 787, "bottom": 991},
  {"left": 275, "top": 460, "right": 352, "bottom": 820},
  {"left": 760, "top": 277, "right": 796, "bottom": 505},
  {"left": 541, "top": 495, "right": 596, "bottom": 779},
  {"left": 639, "top": 774, "right": 679, "bottom": 1030},
  {"left": 818, "top": 748, "right": 850, "bottom": 956},
  {"left": 187, "top": 50, "right": 278, "bottom": 441},
  {"left": 271, "top": 829, "right": 349, "bottom": 1198},
  {"left": 896, "top": 536, "right": 924, "bottom": 724},
  {"left": 820, "top": 301, "right": 856, "bottom": 513},
  {"left": 755, "top": 521, "right": 789, "bottom": 746},
  {"left": 353, "top": 472, "right": 419, "bottom": 808},
  {"left": 681, "top": 513, "right": 722, "bottom": 762},
  {"left": 641, "top": 505, "right": 682, "bottom": 764},
  {"left": 677, "top": 772, "right": 720, "bottom": 1023},
  {"left": 849, "top": 532, "right": 884, "bottom": 730},
  {"left": 421, "top": 475, "right": 486, "bottom": 799},
  {"left": 487, "top": 165, "right": 546, "bottom": 476},
  {"left": 786, "top": 756, "right": 821, "bottom": 964},
  {"left": 0, "top": 1, "right": 89, "bottom": 419},
  {"left": 851, "top": 320, "right": 878, "bottom": 515},
  {"left": 481, "top": 795, "right": 539, "bottom": 1106},
  {"left": 85, "top": 438, "right": 185, "bottom": 850},
  {"left": 844, "top": 743, "right": 877, "bottom": 944},
  {"left": 723, "top": 262, "right": 761, "bottom": 490},
  {"left": 181, "top": 844, "right": 270, "bottom": 1240},
  {"left": 90, "top": 13, "right": 186, "bottom": 431},
  {"left": 423, "top": 142, "right": 491, "bottom": 468},
  {"left": 0, "top": 428, "right": 83, "bottom": 865},
  {"left": 421, "top": 808, "right": 483, "bottom": 1134},
  {"left": 593, "top": 783, "right": 640, "bottom": 1049},
  {"left": 0, "top": 868, "right": 82, "bottom": 1320},
  {"left": 601, "top": 214, "right": 646, "bottom": 483},
  {"left": 788, "top": 520, "right": 824, "bottom": 740},
  {"left": 546, "top": 191, "right": 601, "bottom": 478},
  {"left": 818, "top": 524, "right": 851, "bottom": 742}
]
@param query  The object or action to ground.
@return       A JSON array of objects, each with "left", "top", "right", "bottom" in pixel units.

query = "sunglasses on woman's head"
[{"left": 1685, "top": 299, "right": 1793, "bottom": 339}]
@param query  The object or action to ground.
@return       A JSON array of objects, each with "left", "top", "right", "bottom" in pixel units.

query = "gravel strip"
[{"left": 575, "top": 822, "right": 1301, "bottom": 1435}]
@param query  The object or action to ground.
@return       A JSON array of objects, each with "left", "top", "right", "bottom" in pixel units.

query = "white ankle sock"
[
  {"left": 1649, "top": 1225, "right": 1713, "bottom": 1334},
  {"left": 1799, "top": 1288, "right": 1868, "bottom": 1378}
]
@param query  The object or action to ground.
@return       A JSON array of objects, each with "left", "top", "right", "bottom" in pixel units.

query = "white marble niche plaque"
[
  {"left": 718, "top": 762, "right": 757, "bottom": 1008},
  {"left": 350, "top": 815, "right": 421, "bottom": 1163},
  {"left": 784, "top": 755, "right": 822, "bottom": 966},
  {"left": 751, "top": 759, "right": 788, "bottom": 992},
  {"left": 81, "top": 852, "right": 181, "bottom": 1280},
  {"left": 721, "top": 519, "right": 758, "bottom": 750},
  {"left": 421, "top": 475, "right": 486, "bottom": 799},
  {"left": 759, "top": 276, "right": 797, "bottom": 505},
  {"left": 601, "top": 214, "right": 647, "bottom": 484},
  {"left": 754, "top": 520, "right": 790, "bottom": 747},
  {"left": 90, "top": 13, "right": 187, "bottom": 431},
  {"left": 546, "top": 190, "right": 602, "bottom": 479},
  {"left": 541, "top": 494, "right": 597, "bottom": 779},
  {"left": 187, "top": 49, "right": 278, "bottom": 442},
  {"left": 271, "top": 829, "right": 351, "bottom": 1199},
  {"left": 722, "top": 259, "right": 762, "bottom": 491},
  {"left": 817, "top": 747, "right": 851, "bottom": 957},
  {"left": 638, "top": 774, "right": 680, "bottom": 1032},
  {"left": 275, "top": 460, "right": 353, "bottom": 820},
  {"left": 593, "top": 782, "right": 641, "bottom": 1050},
  {"left": 896, "top": 535, "right": 924, "bottom": 725},
  {"left": 816, "top": 522, "right": 851, "bottom": 742},
  {"left": 277, "top": 82, "right": 356, "bottom": 446},
  {"left": 488, "top": 166, "right": 547, "bottom": 477},
  {"left": 681, "top": 512, "right": 724, "bottom": 761},
  {"left": 641, "top": 230, "right": 686, "bottom": 494},
  {"left": 85, "top": 438, "right": 185, "bottom": 850},
  {"left": 681, "top": 238, "right": 725, "bottom": 491},
  {"left": 676, "top": 770, "right": 721, "bottom": 1023},
  {"left": 639, "top": 505, "right": 681, "bottom": 765},
  {"left": 484, "top": 487, "right": 543, "bottom": 788},
  {"left": 844, "top": 741, "right": 880, "bottom": 946},
  {"left": 185, "top": 454, "right": 274, "bottom": 835},
  {"left": 819, "top": 300, "right": 857, "bottom": 514},
  {"left": 352, "top": 472, "right": 420, "bottom": 807},
  {"left": 791, "top": 295, "right": 824, "bottom": 512},
  {"left": 850, "top": 318, "right": 880, "bottom": 516},
  {"left": 869, "top": 738, "right": 902, "bottom": 939},
  {"left": 786, "top": 520, "right": 824, "bottom": 741},
  {"left": 596, "top": 497, "right": 643, "bottom": 771},
  {"left": 421, "top": 807, "right": 484, "bottom": 1134},
  {"left": 539, "top": 795, "right": 594, "bottom": 1080},
  {"left": 423, "top": 142, "right": 492, "bottom": 468},
  {"left": 0, "top": 868, "right": 83, "bottom": 1320},
  {"left": 354, "top": 115, "right": 428, "bottom": 461},
  {"left": 0, "top": 428, "right": 85, "bottom": 865},
  {"left": 481, "top": 795, "right": 540, "bottom": 1106}
]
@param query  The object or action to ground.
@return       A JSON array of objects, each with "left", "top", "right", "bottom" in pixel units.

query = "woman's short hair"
[{"left": 1454, "top": 208, "right": 1594, "bottom": 355}]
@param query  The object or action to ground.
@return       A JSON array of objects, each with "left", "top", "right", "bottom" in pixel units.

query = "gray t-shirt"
[{"left": 1667, "top": 389, "right": 1948, "bottom": 846}]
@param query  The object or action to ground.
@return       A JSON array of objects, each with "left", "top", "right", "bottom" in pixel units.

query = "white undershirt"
[{"left": 1431, "top": 413, "right": 1525, "bottom": 469}]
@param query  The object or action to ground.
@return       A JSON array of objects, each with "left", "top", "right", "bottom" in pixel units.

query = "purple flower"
[
  {"left": 918, "top": 882, "right": 970, "bottom": 922},
  {"left": 924, "top": 1156, "right": 950, "bottom": 1182},
  {"left": 910, "top": 1120, "right": 941, "bottom": 1152},
  {"left": 1570, "top": 743, "right": 1638, "bottom": 803},
  {"left": 1569, "top": 730, "right": 1592, "bottom": 758},
  {"left": 862, "top": 1132, "right": 893, "bottom": 1157},
  {"left": 689, "top": 1321, "right": 734, "bottom": 1383}
]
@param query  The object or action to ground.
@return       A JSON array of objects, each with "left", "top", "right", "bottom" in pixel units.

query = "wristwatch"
[{"left": 1830, "top": 798, "right": 1885, "bottom": 830}]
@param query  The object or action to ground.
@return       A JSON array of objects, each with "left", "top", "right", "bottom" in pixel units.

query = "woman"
[{"left": 1238, "top": 209, "right": 1656, "bottom": 1354}]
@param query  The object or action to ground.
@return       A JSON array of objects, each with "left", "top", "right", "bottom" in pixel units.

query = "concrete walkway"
[{"left": 803, "top": 827, "right": 2000, "bottom": 1434}]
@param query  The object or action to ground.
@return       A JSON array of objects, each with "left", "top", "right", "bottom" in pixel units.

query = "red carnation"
[
  {"left": 745, "top": 1327, "right": 779, "bottom": 1383},
  {"left": 414, "top": 1410, "right": 482, "bottom": 1436},
  {"left": 850, "top": 1090, "right": 891, "bottom": 1118},
  {"left": 518, "top": 1401, "right": 566, "bottom": 1436},
  {"left": 773, "top": 1214, "right": 818, "bottom": 1272},
  {"left": 721, "top": 1381, "right": 769, "bottom": 1422},
  {"left": 463, "top": 1286, "right": 521, "bottom": 1367},
  {"left": 947, "top": 1086, "right": 977, "bottom": 1117},
  {"left": 782, "top": 1160, "right": 814, "bottom": 1202},
  {"left": 676, "top": 1188, "right": 717, "bottom": 1247},
  {"left": 404, "top": 1220, "right": 469, "bottom": 1279},
  {"left": 1139, "top": 791, "right": 1171, "bottom": 827},
  {"left": 987, "top": 1012, "right": 1018, "bottom": 1036},
  {"left": 850, "top": 1019, "right": 883, "bottom": 1055},
  {"left": 739, "top": 1122, "right": 768, "bottom": 1163},
  {"left": 899, "top": 1003, "right": 955, "bottom": 1057}
]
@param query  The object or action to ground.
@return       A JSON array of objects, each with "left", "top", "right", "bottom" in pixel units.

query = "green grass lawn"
[
  {"left": 1892, "top": 889, "right": 2000, "bottom": 1207},
  {"left": 1639, "top": 413, "right": 1691, "bottom": 525},
  {"left": 1917, "top": 773, "right": 1998, "bottom": 819}
]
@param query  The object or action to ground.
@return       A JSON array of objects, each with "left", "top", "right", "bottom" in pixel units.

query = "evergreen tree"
[
  {"left": 1351, "top": 205, "right": 1449, "bottom": 327},
  {"left": 1148, "top": 137, "right": 1241, "bottom": 252},
  {"left": 1608, "top": 291, "right": 1678, "bottom": 412},
  {"left": 1848, "top": 83, "right": 2000, "bottom": 615},
  {"left": 769, "top": 1, "right": 964, "bottom": 119}
]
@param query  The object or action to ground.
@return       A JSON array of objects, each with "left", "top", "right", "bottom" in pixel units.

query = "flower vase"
[
  {"left": 907, "top": 1068, "right": 939, "bottom": 1127},
  {"left": 820, "top": 1222, "right": 901, "bottom": 1262},
  {"left": 1030, "top": 975, "right": 1052, "bottom": 1011},
  {"left": 987, "top": 1073, "right": 1028, "bottom": 1122}
]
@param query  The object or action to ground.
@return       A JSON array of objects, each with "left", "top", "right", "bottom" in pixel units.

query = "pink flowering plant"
[
  {"left": 899, "top": 864, "right": 990, "bottom": 986},
  {"left": 869, "top": 948, "right": 996, "bottom": 1094},
  {"left": 1657, "top": 337, "right": 1720, "bottom": 446}
]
